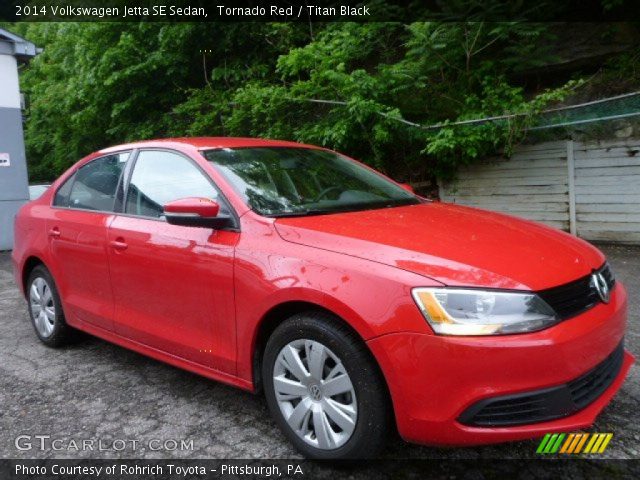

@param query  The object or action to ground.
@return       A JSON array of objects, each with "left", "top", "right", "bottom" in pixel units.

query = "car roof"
[{"left": 98, "top": 137, "right": 320, "bottom": 154}]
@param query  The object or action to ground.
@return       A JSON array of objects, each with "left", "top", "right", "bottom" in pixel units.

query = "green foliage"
[
  {"left": 426, "top": 78, "right": 585, "bottom": 180},
  {"left": 12, "top": 20, "right": 635, "bottom": 183},
  {"left": 15, "top": 22, "right": 305, "bottom": 179}
]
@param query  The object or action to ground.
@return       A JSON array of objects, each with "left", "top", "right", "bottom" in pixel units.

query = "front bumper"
[{"left": 367, "top": 282, "right": 633, "bottom": 446}]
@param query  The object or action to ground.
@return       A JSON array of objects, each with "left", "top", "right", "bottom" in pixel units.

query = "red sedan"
[{"left": 13, "top": 138, "right": 633, "bottom": 459}]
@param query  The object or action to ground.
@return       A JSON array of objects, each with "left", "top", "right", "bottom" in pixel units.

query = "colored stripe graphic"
[
  {"left": 550, "top": 433, "right": 565, "bottom": 453},
  {"left": 559, "top": 434, "right": 575, "bottom": 453},
  {"left": 584, "top": 434, "right": 599, "bottom": 453},
  {"left": 537, "top": 433, "right": 613, "bottom": 454},
  {"left": 574, "top": 433, "right": 589, "bottom": 453},
  {"left": 567, "top": 433, "right": 584, "bottom": 453},
  {"left": 544, "top": 434, "right": 558, "bottom": 453},
  {"left": 537, "top": 433, "right": 565, "bottom": 454},
  {"left": 536, "top": 434, "right": 551, "bottom": 453},
  {"left": 597, "top": 433, "right": 614, "bottom": 453}
]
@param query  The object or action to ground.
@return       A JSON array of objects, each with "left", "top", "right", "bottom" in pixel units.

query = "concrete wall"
[
  {"left": 439, "top": 138, "right": 640, "bottom": 244},
  {"left": 0, "top": 50, "right": 30, "bottom": 250}
]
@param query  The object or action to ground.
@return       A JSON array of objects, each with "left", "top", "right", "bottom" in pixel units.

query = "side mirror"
[
  {"left": 399, "top": 183, "right": 415, "bottom": 194},
  {"left": 163, "top": 197, "right": 232, "bottom": 229}
]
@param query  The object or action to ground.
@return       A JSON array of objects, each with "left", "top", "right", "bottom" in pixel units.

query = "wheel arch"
[
  {"left": 251, "top": 301, "right": 394, "bottom": 419},
  {"left": 21, "top": 255, "right": 46, "bottom": 297}
]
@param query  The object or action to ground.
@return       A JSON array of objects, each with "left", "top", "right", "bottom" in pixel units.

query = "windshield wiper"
[
  {"left": 269, "top": 199, "right": 420, "bottom": 218},
  {"left": 268, "top": 198, "right": 420, "bottom": 218},
  {"left": 269, "top": 209, "right": 334, "bottom": 218}
]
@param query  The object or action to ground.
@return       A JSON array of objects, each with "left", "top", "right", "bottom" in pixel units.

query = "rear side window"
[
  {"left": 125, "top": 150, "right": 225, "bottom": 218},
  {"left": 53, "top": 173, "right": 75, "bottom": 207},
  {"left": 67, "top": 152, "right": 129, "bottom": 211}
]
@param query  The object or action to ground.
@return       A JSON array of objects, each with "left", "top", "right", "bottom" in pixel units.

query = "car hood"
[{"left": 274, "top": 202, "right": 605, "bottom": 290}]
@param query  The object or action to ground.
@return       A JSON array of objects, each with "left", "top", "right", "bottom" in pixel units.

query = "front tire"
[
  {"left": 27, "top": 265, "right": 75, "bottom": 347},
  {"left": 262, "top": 312, "right": 390, "bottom": 459}
]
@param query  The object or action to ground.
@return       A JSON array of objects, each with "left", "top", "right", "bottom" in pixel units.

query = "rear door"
[
  {"left": 47, "top": 151, "right": 130, "bottom": 331},
  {"left": 107, "top": 149, "right": 238, "bottom": 373}
]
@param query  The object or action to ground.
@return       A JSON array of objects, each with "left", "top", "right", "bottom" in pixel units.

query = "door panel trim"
[{"left": 72, "top": 317, "right": 253, "bottom": 392}]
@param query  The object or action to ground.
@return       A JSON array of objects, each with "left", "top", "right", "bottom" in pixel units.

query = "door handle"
[
  {"left": 109, "top": 238, "right": 128, "bottom": 251},
  {"left": 48, "top": 227, "right": 61, "bottom": 238}
]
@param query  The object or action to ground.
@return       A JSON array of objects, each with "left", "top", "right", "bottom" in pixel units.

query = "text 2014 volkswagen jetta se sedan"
[{"left": 13, "top": 138, "right": 633, "bottom": 458}]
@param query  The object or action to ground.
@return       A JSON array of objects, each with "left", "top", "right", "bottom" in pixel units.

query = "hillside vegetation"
[{"left": 11, "top": 17, "right": 639, "bottom": 185}]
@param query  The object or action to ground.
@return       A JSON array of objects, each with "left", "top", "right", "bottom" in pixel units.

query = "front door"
[{"left": 107, "top": 149, "right": 238, "bottom": 373}]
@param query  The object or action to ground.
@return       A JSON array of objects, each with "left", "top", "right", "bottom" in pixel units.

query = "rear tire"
[
  {"left": 26, "top": 265, "right": 75, "bottom": 347},
  {"left": 262, "top": 311, "right": 390, "bottom": 459}
]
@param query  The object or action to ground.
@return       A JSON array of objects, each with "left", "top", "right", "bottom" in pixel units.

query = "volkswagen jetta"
[{"left": 13, "top": 138, "right": 633, "bottom": 459}]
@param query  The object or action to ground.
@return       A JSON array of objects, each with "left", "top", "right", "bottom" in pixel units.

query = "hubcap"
[
  {"left": 273, "top": 339, "right": 357, "bottom": 450},
  {"left": 29, "top": 277, "right": 56, "bottom": 338}
]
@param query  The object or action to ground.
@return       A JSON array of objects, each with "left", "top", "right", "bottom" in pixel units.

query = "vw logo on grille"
[{"left": 591, "top": 272, "right": 611, "bottom": 303}]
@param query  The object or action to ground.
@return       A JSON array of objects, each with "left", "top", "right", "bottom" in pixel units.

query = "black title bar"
[{"left": 1, "top": 0, "right": 640, "bottom": 22}]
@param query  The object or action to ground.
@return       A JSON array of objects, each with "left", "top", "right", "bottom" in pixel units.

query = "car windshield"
[{"left": 202, "top": 147, "right": 419, "bottom": 216}]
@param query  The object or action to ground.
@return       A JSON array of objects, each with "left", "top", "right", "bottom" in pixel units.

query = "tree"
[{"left": 13, "top": 19, "right": 637, "bottom": 184}]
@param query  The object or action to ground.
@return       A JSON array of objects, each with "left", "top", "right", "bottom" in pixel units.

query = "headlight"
[{"left": 412, "top": 288, "right": 559, "bottom": 336}]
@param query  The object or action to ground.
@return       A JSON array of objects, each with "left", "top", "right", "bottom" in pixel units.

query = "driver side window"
[{"left": 125, "top": 150, "right": 226, "bottom": 218}]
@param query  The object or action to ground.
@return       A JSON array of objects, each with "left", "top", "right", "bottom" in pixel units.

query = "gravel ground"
[{"left": 0, "top": 244, "right": 638, "bottom": 462}]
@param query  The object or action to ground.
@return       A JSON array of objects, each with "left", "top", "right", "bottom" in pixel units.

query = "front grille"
[
  {"left": 458, "top": 342, "right": 624, "bottom": 427},
  {"left": 537, "top": 263, "right": 615, "bottom": 320}
]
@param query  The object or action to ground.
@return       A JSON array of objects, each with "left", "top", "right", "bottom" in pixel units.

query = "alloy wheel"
[{"left": 30, "top": 277, "right": 56, "bottom": 338}]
